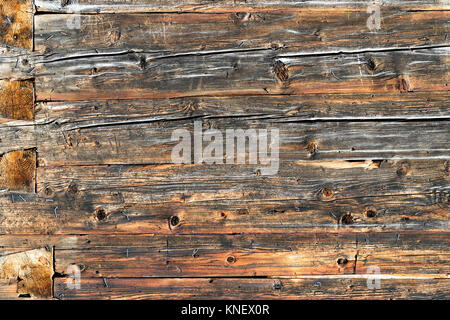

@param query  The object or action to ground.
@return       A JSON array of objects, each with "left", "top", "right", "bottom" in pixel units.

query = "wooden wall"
[{"left": 0, "top": 0, "right": 448, "bottom": 299}]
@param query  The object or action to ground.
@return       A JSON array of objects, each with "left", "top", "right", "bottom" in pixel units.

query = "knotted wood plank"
[
  {"left": 34, "top": 9, "right": 450, "bottom": 55},
  {"left": 0, "top": 80, "right": 34, "bottom": 120},
  {"left": 33, "top": 48, "right": 449, "bottom": 101},
  {"left": 53, "top": 277, "right": 450, "bottom": 300}
]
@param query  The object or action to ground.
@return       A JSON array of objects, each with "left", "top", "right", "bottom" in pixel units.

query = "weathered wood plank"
[
  {"left": 0, "top": 187, "right": 448, "bottom": 235},
  {"left": 0, "top": 0, "right": 33, "bottom": 50},
  {"left": 0, "top": 124, "right": 36, "bottom": 155},
  {"left": 35, "top": 0, "right": 450, "bottom": 13},
  {"left": 0, "top": 232, "right": 447, "bottom": 277},
  {"left": 50, "top": 232, "right": 449, "bottom": 277},
  {"left": 35, "top": 92, "right": 450, "bottom": 124},
  {"left": 0, "top": 48, "right": 34, "bottom": 80},
  {"left": 35, "top": 159, "right": 450, "bottom": 203},
  {"left": 0, "top": 247, "right": 53, "bottom": 299},
  {"left": 53, "top": 277, "right": 450, "bottom": 300},
  {"left": 34, "top": 48, "right": 449, "bottom": 101},
  {"left": 1, "top": 0, "right": 448, "bottom": 301},
  {"left": 34, "top": 9, "right": 450, "bottom": 55},
  {"left": 34, "top": 119, "right": 450, "bottom": 166}
]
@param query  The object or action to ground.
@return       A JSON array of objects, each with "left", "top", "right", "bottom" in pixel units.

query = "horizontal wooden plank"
[
  {"left": 34, "top": 9, "right": 450, "bottom": 55},
  {"left": 35, "top": 158, "right": 449, "bottom": 203},
  {"left": 35, "top": 0, "right": 450, "bottom": 13},
  {"left": 0, "top": 124, "right": 36, "bottom": 155},
  {"left": 34, "top": 119, "right": 450, "bottom": 166},
  {"left": 3, "top": 182, "right": 450, "bottom": 236},
  {"left": 0, "top": 280, "right": 18, "bottom": 299},
  {"left": 33, "top": 48, "right": 449, "bottom": 101},
  {"left": 54, "top": 277, "right": 450, "bottom": 300},
  {"left": 35, "top": 92, "right": 450, "bottom": 124},
  {"left": 49, "top": 232, "right": 449, "bottom": 277},
  {"left": 0, "top": 191, "right": 448, "bottom": 235},
  {"left": 0, "top": 232, "right": 447, "bottom": 277}
]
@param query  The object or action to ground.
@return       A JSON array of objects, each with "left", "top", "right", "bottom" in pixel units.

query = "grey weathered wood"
[
  {"left": 50, "top": 232, "right": 450, "bottom": 277},
  {"left": 34, "top": 92, "right": 450, "bottom": 124},
  {"left": 1, "top": 191, "right": 448, "bottom": 235},
  {"left": 0, "top": 124, "right": 36, "bottom": 155},
  {"left": 0, "top": 49, "right": 34, "bottom": 80},
  {"left": 34, "top": 119, "right": 450, "bottom": 166},
  {"left": 35, "top": 159, "right": 450, "bottom": 203},
  {"left": 34, "top": 9, "right": 450, "bottom": 55}
]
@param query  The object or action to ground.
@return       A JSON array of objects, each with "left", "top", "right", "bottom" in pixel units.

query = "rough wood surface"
[
  {"left": 53, "top": 277, "right": 450, "bottom": 300},
  {"left": 33, "top": 48, "right": 449, "bottom": 101},
  {"left": 33, "top": 119, "right": 450, "bottom": 165},
  {"left": 34, "top": 9, "right": 449, "bottom": 54},
  {"left": 0, "top": 80, "right": 34, "bottom": 120},
  {"left": 34, "top": 0, "right": 450, "bottom": 13},
  {"left": 0, "top": 0, "right": 448, "bottom": 300}
]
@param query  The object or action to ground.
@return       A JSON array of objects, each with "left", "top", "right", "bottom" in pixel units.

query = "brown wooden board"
[
  {"left": 53, "top": 277, "right": 450, "bottom": 300},
  {"left": 34, "top": 9, "right": 449, "bottom": 54}
]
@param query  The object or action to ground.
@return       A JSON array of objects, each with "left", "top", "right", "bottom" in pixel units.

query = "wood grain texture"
[
  {"left": 0, "top": 188, "right": 448, "bottom": 235},
  {"left": 35, "top": 92, "right": 450, "bottom": 123},
  {"left": 50, "top": 232, "right": 449, "bottom": 277},
  {"left": 0, "top": 233, "right": 448, "bottom": 277},
  {"left": 34, "top": 0, "right": 450, "bottom": 13},
  {"left": 0, "top": 0, "right": 448, "bottom": 300},
  {"left": 33, "top": 119, "right": 450, "bottom": 166},
  {"left": 34, "top": 9, "right": 449, "bottom": 54},
  {"left": 34, "top": 47, "right": 449, "bottom": 101},
  {"left": 0, "top": 48, "right": 34, "bottom": 80},
  {"left": 53, "top": 277, "right": 450, "bottom": 300},
  {"left": 34, "top": 159, "right": 449, "bottom": 208}
]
